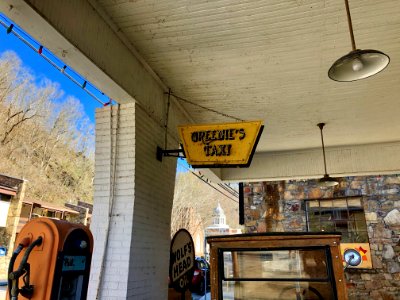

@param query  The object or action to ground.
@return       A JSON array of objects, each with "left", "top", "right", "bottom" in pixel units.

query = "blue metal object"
[{"left": 0, "top": 246, "right": 6, "bottom": 256}]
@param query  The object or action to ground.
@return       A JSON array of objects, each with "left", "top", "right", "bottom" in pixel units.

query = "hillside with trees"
[
  {"left": 172, "top": 169, "right": 241, "bottom": 237},
  {"left": 0, "top": 51, "right": 94, "bottom": 205},
  {"left": 1, "top": 50, "right": 239, "bottom": 229}
]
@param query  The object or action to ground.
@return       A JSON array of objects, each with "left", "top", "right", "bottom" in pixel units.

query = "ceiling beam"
[{"left": 212, "top": 141, "right": 400, "bottom": 182}]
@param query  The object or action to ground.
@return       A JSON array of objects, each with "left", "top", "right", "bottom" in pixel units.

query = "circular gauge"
[{"left": 343, "top": 249, "right": 362, "bottom": 267}]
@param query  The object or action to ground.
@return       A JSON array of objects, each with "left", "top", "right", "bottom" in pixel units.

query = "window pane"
[
  {"left": 319, "top": 211, "right": 333, "bottom": 222},
  {"left": 320, "top": 222, "right": 335, "bottom": 232},
  {"left": 224, "top": 249, "right": 328, "bottom": 279},
  {"left": 336, "top": 210, "right": 348, "bottom": 220},
  {"left": 309, "top": 224, "right": 321, "bottom": 232},
  {"left": 334, "top": 220, "right": 348, "bottom": 229},
  {"left": 307, "top": 200, "right": 320, "bottom": 208},
  {"left": 221, "top": 281, "right": 335, "bottom": 300},
  {"left": 340, "top": 230, "right": 352, "bottom": 243},
  {"left": 305, "top": 197, "right": 368, "bottom": 243},
  {"left": 320, "top": 201, "right": 333, "bottom": 208},
  {"left": 350, "top": 211, "right": 366, "bottom": 222},
  {"left": 348, "top": 198, "right": 362, "bottom": 207},
  {"left": 354, "top": 231, "right": 369, "bottom": 243},
  {"left": 308, "top": 213, "right": 319, "bottom": 222},
  {"left": 332, "top": 199, "right": 347, "bottom": 208}
]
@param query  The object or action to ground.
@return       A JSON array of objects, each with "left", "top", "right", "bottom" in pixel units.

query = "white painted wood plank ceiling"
[{"left": 96, "top": 0, "right": 400, "bottom": 153}]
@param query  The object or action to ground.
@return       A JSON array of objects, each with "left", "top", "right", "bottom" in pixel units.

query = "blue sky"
[
  {"left": 0, "top": 13, "right": 189, "bottom": 172},
  {"left": 0, "top": 14, "right": 106, "bottom": 123}
]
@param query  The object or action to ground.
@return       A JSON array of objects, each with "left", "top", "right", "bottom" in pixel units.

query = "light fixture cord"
[
  {"left": 164, "top": 88, "right": 171, "bottom": 149},
  {"left": 170, "top": 93, "right": 244, "bottom": 122},
  {"left": 318, "top": 123, "right": 328, "bottom": 175},
  {"left": 344, "top": 0, "right": 357, "bottom": 51}
]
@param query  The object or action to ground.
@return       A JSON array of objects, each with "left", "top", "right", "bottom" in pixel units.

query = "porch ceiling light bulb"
[
  {"left": 317, "top": 123, "right": 338, "bottom": 187},
  {"left": 319, "top": 174, "right": 339, "bottom": 187},
  {"left": 328, "top": 0, "right": 389, "bottom": 82}
]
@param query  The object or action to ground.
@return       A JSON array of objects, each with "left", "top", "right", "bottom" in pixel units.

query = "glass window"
[
  {"left": 221, "top": 248, "right": 335, "bottom": 300},
  {"left": 221, "top": 281, "right": 334, "bottom": 300},
  {"left": 225, "top": 249, "right": 328, "bottom": 279},
  {"left": 0, "top": 194, "right": 11, "bottom": 202},
  {"left": 20, "top": 204, "right": 32, "bottom": 218},
  {"left": 305, "top": 197, "right": 368, "bottom": 243},
  {"left": 196, "top": 259, "right": 209, "bottom": 269}
]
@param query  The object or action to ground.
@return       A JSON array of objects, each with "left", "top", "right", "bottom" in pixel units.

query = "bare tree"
[
  {"left": 0, "top": 54, "right": 57, "bottom": 147},
  {"left": 171, "top": 205, "right": 203, "bottom": 238},
  {"left": 0, "top": 50, "right": 94, "bottom": 205},
  {"left": 171, "top": 172, "right": 242, "bottom": 238},
  {"left": 0, "top": 51, "right": 19, "bottom": 104}
]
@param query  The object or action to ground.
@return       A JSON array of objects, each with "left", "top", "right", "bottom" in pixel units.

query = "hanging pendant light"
[
  {"left": 317, "top": 123, "right": 339, "bottom": 187},
  {"left": 328, "top": 0, "right": 390, "bottom": 82}
]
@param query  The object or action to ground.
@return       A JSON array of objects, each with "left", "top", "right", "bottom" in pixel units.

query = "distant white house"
[
  {"left": 205, "top": 202, "right": 230, "bottom": 234},
  {"left": 203, "top": 203, "right": 242, "bottom": 257}
]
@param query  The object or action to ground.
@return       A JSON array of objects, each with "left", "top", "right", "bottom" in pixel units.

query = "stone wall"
[
  {"left": 244, "top": 175, "right": 400, "bottom": 300},
  {"left": 0, "top": 177, "right": 26, "bottom": 280}
]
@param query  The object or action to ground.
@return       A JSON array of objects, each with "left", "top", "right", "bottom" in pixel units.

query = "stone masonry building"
[{"left": 243, "top": 175, "right": 400, "bottom": 300}]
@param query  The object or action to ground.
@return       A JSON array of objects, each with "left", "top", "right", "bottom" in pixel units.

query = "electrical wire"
[
  {"left": 0, "top": 14, "right": 187, "bottom": 156},
  {"left": 0, "top": 14, "right": 248, "bottom": 138},
  {"left": 0, "top": 15, "right": 109, "bottom": 106},
  {"left": 95, "top": 104, "right": 120, "bottom": 299},
  {"left": 217, "top": 183, "right": 239, "bottom": 198},
  {"left": 164, "top": 89, "right": 171, "bottom": 149},
  {"left": 178, "top": 160, "right": 238, "bottom": 203},
  {"left": 170, "top": 93, "right": 244, "bottom": 122}
]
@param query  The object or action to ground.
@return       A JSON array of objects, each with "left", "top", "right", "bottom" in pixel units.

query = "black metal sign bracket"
[{"left": 156, "top": 146, "right": 185, "bottom": 162}]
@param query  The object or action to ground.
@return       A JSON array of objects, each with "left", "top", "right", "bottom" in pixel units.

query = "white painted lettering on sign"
[{"left": 169, "top": 229, "right": 195, "bottom": 291}]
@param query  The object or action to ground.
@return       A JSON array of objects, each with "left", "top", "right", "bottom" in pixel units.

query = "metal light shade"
[
  {"left": 328, "top": 0, "right": 390, "bottom": 82},
  {"left": 319, "top": 174, "right": 339, "bottom": 187},
  {"left": 328, "top": 49, "right": 390, "bottom": 82}
]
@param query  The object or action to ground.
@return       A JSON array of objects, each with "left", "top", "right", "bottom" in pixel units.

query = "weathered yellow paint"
[{"left": 178, "top": 121, "right": 263, "bottom": 167}]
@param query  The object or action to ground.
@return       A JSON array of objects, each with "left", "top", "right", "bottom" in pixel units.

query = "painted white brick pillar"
[{"left": 88, "top": 103, "right": 177, "bottom": 299}]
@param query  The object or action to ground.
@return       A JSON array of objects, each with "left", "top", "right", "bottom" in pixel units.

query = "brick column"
[{"left": 88, "top": 103, "right": 177, "bottom": 299}]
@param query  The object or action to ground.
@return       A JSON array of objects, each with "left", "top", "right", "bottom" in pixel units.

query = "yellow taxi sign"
[{"left": 178, "top": 121, "right": 263, "bottom": 168}]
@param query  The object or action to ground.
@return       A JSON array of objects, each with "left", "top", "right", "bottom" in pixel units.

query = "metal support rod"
[
  {"left": 239, "top": 183, "right": 244, "bottom": 225},
  {"left": 317, "top": 123, "right": 328, "bottom": 176},
  {"left": 344, "top": 0, "right": 357, "bottom": 51}
]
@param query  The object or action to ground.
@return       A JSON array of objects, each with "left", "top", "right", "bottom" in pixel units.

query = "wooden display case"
[{"left": 206, "top": 232, "right": 347, "bottom": 300}]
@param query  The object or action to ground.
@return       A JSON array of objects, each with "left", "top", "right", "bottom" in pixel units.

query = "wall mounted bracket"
[{"left": 156, "top": 146, "right": 185, "bottom": 162}]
